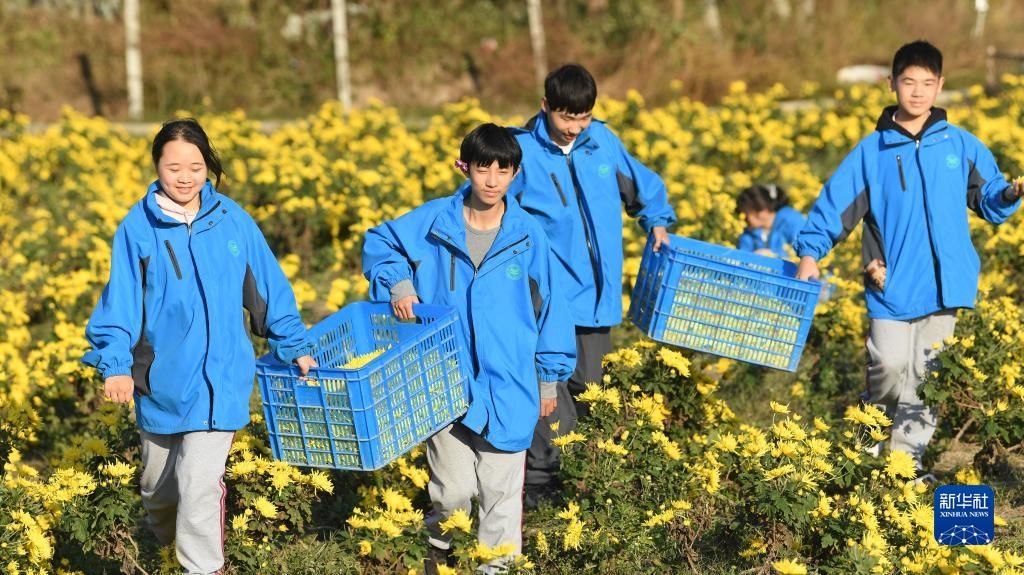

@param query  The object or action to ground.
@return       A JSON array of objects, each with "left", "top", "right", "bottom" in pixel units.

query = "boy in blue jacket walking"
[
  {"left": 83, "top": 119, "right": 316, "bottom": 575},
  {"left": 795, "top": 41, "right": 1024, "bottom": 480},
  {"left": 362, "top": 124, "right": 576, "bottom": 573},
  {"left": 509, "top": 63, "right": 677, "bottom": 499}
]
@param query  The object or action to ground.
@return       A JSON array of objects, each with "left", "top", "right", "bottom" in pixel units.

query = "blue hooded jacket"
[
  {"left": 737, "top": 206, "right": 806, "bottom": 258},
  {"left": 795, "top": 107, "right": 1020, "bottom": 320},
  {"left": 362, "top": 184, "right": 576, "bottom": 452},
  {"left": 83, "top": 181, "right": 311, "bottom": 434},
  {"left": 510, "top": 112, "right": 677, "bottom": 328}
]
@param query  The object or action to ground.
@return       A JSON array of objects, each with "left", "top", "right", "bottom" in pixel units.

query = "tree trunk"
[
  {"left": 772, "top": 0, "right": 792, "bottom": 19},
  {"left": 973, "top": 0, "right": 989, "bottom": 39},
  {"left": 124, "top": 0, "right": 143, "bottom": 121},
  {"left": 331, "top": 0, "right": 352, "bottom": 112},
  {"left": 527, "top": 0, "right": 548, "bottom": 92},
  {"left": 704, "top": 0, "right": 722, "bottom": 39}
]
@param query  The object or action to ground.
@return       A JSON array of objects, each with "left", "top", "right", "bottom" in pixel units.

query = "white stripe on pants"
[
  {"left": 140, "top": 430, "right": 234, "bottom": 575},
  {"left": 426, "top": 424, "right": 526, "bottom": 573},
  {"left": 865, "top": 309, "right": 957, "bottom": 466}
]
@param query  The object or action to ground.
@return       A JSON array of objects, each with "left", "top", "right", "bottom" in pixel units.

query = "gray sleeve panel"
[
  {"left": 966, "top": 159, "right": 985, "bottom": 216},
  {"left": 617, "top": 169, "right": 644, "bottom": 217},
  {"left": 861, "top": 211, "right": 887, "bottom": 273},
  {"left": 390, "top": 279, "right": 418, "bottom": 302},
  {"left": 243, "top": 264, "right": 270, "bottom": 338},
  {"left": 835, "top": 186, "right": 871, "bottom": 244},
  {"left": 529, "top": 276, "right": 543, "bottom": 321},
  {"left": 131, "top": 255, "right": 153, "bottom": 395}
]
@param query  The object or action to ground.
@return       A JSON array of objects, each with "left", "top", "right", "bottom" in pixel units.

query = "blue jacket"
[
  {"left": 737, "top": 206, "right": 805, "bottom": 258},
  {"left": 83, "top": 181, "right": 310, "bottom": 434},
  {"left": 510, "top": 112, "right": 677, "bottom": 328},
  {"left": 795, "top": 107, "right": 1020, "bottom": 320},
  {"left": 362, "top": 184, "right": 576, "bottom": 452}
]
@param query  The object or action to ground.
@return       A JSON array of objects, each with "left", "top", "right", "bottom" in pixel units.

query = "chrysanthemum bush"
[
  {"left": 531, "top": 345, "right": 1023, "bottom": 575},
  {"left": 2, "top": 449, "right": 96, "bottom": 575},
  {"left": 220, "top": 421, "right": 336, "bottom": 574},
  {"left": 2, "top": 77, "right": 1024, "bottom": 573},
  {"left": 922, "top": 295, "right": 1024, "bottom": 477}
]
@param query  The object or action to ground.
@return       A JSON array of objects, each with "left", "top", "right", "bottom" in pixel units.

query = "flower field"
[{"left": 2, "top": 77, "right": 1024, "bottom": 574}]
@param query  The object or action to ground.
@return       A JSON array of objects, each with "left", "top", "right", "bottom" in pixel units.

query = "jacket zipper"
[
  {"left": 479, "top": 236, "right": 528, "bottom": 271},
  {"left": 192, "top": 199, "right": 221, "bottom": 427},
  {"left": 549, "top": 173, "right": 568, "bottom": 207},
  {"left": 431, "top": 229, "right": 526, "bottom": 378},
  {"left": 914, "top": 136, "right": 943, "bottom": 298},
  {"left": 896, "top": 155, "right": 907, "bottom": 192},
  {"left": 449, "top": 253, "right": 456, "bottom": 291},
  {"left": 565, "top": 148, "right": 603, "bottom": 306},
  {"left": 198, "top": 200, "right": 222, "bottom": 221},
  {"left": 164, "top": 240, "right": 183, "bottom": 280}
]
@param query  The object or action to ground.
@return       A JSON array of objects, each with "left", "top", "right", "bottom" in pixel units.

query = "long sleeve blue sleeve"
[
  {"left": 613, "top": 135, "right": 677, "bottom": 233},
  {"left": 529, "top": 230, "right": 577, "bottom": 383},
  {"left": 794, "top": 144, "right": 870, "bottom": 261},
  {"left": 83, "top": 223, "right": 144, "bottom": 379},
  {"left": 242, "top": 216, "right": 310, "bottom": 364},
  {"left": 362, "top": 220, "right": 415, "bottom": 303},
  {"left": 737, "top": 229, "right": 758, "bottom": 252},
  {"left": 965, "top": 134, "right": 1020, "bottom": 224}
]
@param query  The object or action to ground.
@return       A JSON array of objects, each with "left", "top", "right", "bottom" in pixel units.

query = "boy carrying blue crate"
[
  {"left": 794, "top": 41, "right": 1024, "bottom": 482},
  {"left": 508, "top": 63, "right": 677, "bottom": 504},
  {"left": 362, "top": 123, "right": 576, "bottom": 573}
]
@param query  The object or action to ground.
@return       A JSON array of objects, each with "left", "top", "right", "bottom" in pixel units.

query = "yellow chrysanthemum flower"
[
  {"left": 884, "top": 450, "right": 917, "bottom": 481},
  {"left": 772, "top": 558, "right": 808, "bottom": 574}
]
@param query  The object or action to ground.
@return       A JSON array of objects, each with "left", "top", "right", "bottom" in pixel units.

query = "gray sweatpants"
[
  {"left": 140, "top": 430, "right": 235, "bottom": 575},
  {"left": 525, "top": 326, "right": 611, "bottom": 486},
  {"left": 426, "top": 424, "right": 526, "bottom": 573},
  {"left": 865, "top": 310, "right": 957, "bottom": 466}
]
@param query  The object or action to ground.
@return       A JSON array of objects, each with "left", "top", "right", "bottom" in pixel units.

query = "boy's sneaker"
[{"left": 424, "top": 544, "right": 452, "bottom": 575}]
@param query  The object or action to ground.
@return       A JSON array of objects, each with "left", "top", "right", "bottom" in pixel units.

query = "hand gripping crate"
[
  {"left": 256, "top": 302, "right": 471, "bottom": 471},
  {"left": 628, "top": 234, "right": 821, "bottom": 371}
]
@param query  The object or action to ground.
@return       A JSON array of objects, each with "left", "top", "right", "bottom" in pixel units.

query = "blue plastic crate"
[
  {"left": 256, "top": 302, "right": 471, "bottom": 471},
  {"left": 629, "top": 234, "right": 821, "bottom": 371}
]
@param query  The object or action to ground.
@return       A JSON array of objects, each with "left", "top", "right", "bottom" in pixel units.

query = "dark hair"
[
  {"left": 544, "top": 63, "right": 597, "bottom": 114},
  {"left": 892, "top": 40, "right": 943, "bottom": 78},
  {"left": 151, "top": 118, "right": 224, "bottom": 188},
  {"left": 736, "top": 184, "right": 789, "bottom": 214},
  {"left": 459, "top": 123, "right": 522, "bottom": 171}
]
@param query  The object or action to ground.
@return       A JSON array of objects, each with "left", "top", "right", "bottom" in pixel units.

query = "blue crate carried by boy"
[
  {"left": 256, "top": 301, "right": 472, "bottom": 472},
  {"left": 630, "top": 232, "right": 822, "bottom": 371}
]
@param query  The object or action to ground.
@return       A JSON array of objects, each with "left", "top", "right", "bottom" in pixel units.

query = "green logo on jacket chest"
[
  {"left": 946, "top": 154, "right": 960, "bottom": 169},
  {"left": 227, "top": 240, "right": 240, "bottom": 257},
  {"left": 506, "top": 263, "right": 522, "bottom": 280},
  {"left": 598, "top": 164, "right": 612, "bottom": 178}
]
